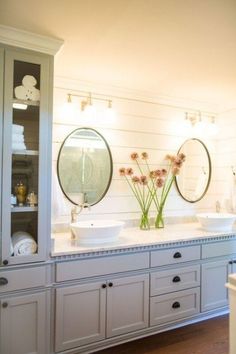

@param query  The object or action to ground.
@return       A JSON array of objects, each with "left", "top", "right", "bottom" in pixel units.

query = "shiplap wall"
[
  {"left": 215, "top": 109, "right": 236, "bottom": 212},
  {"left": 52, "top": 83, "right": 218, "bottom": 224}
]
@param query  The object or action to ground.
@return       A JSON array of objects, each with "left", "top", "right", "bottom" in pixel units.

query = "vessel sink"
[
  {"left": 70, "top": 220, "right": 125, "bottom": 245},
  {"left": 196, "top": 213, "right": 236, "bottom": 232}
]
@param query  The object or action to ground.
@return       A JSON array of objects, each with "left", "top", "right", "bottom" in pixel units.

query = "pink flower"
[
  {"left": 126, "top": 168, "right": 134, "bottom": 176},
  {"left": 119, "top": 167, "right": 126, "bottom": 176},
  {"left": 173, "top": 157, "right": 183, "bottom": 168},
  {"left": 132, "top": 176, "right": 140, "bottom": 184},
  {"left": 161, "top": 169, "right": 167, "bottom": 177},
  {"left": 141, "top": 152, "right": 148, "bottom": 160},
  {"left": 156, "top": 178, "right": 165, "bottom": 188},
  {"left": 178, "top": 153, "right": 186, "bottom": 162},
  {"left": 149, "top": 170, "right": 156, "bottom": 179},
  {"left": 165, "top": 154, "right": 176, "bottom": 162},
  {"left": 130, "top": 152, "right": 139, "bottom": 160},
  {"left": 140, "top": 175, "right": 148, "bottom": 185},
  {"left": 172, "top": 167, "right": 180, "bottom": 175},
  {"left": 154, "top": 169, "right": 162, "bottom": 177}
]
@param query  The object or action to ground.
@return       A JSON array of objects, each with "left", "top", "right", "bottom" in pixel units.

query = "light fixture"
[
  {"left": 183, "top": 111, "right": 218, "bottom": 137},
  {"left": 67, "top": 91, "right": 115, "bottom": 120},
  {"left": 13, "top": 102, "right": 28, "bottom": 110}
]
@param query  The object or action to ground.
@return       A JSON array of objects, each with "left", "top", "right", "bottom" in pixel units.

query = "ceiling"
[{"left": 1, "top": 0, "right": 236, "bottom": 111}]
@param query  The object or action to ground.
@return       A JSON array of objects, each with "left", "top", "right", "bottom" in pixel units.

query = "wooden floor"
[{"left": 97, "top": 315, "right": 229, "bottom": 354}]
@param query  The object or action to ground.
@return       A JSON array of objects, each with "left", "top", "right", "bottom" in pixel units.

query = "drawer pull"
[
  {"left": 172, "top": 276, "right": 181, "bottom": 283},
  {"left": 2, "top": 302, "right": 8, "bottom": 308},
  {"left": 108, "top": 282, "right": 113, "bottom": 287},
  {"left": 173, "top": 252, "right": 182, "bottom": 259},
  {"left": 0, "top": 278, "right": 8, "bottom": 286},
  {"left": 229, "top": 261, "right": 233, "bottom": 264},
  {"left": 172, "top": 301, "right": 181, "bottom": 309},
  {"left": 233, "top": 260, "right": 236, "bottom": 264},
  {"left": 102, "top": 284, "right": 107, "bottom": 289}
]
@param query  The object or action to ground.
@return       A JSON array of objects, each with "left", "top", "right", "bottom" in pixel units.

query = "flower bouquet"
[{"left": 119, "top": 152, "right": 185, "bottom": 229}]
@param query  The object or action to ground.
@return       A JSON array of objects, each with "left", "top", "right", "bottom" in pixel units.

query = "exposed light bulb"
[
  {"left": 194, "top": 113, "right": 207, "bottom": 136},
  {"left": 182, "top": 112, "right": 192, "bottom": 135},
  {"left": 105, "top": 100, "right": 116, "bottom": 122}
]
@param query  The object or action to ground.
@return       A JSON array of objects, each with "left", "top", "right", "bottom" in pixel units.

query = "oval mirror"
[
  {"left": 57, "top": 128, "right": 113, "bottom": 205},
  {"left": 175, "top": 138, "right": 211, "bottom": 203}
]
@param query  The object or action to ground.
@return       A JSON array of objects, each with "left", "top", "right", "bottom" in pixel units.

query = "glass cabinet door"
[{"left": 1, "top": 49, "right": 51, "bottom": 265}]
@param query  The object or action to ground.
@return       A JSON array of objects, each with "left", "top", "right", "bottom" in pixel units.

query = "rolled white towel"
[
  {"left": 12, "top": 133, "right": 25, "bottom": 143},
  {"left": 13, "top": 124, "right": 24, "bottom": 134},
  {"left": 12, "top": 142, "right": 26, "bottom": 150},
  {"left": 11, "top": 231, "right": 37, "bottom": 256}
]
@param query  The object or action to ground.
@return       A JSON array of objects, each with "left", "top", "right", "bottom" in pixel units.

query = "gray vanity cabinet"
[
  {"left": 55, "top": 274, "right": 149, "bottom": 352},
  {"left": 0, "top": 45, "right": 53, "bottom": 266},
  {"left": 201, "top": 240, "right": 236, "bottom": 312},
  {"left": 0, "top": 291, "right": 47, "bottom": 354}
]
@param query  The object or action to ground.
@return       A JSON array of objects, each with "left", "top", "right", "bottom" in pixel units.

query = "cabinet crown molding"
[{"left": 0, "top": 24, "right": 64, "bottom": 55}]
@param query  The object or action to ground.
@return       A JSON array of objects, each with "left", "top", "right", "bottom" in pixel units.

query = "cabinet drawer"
[
  {"left": 150, "top": 265, "right": 200, "bottom": 296},
  {"left": 56, "top": 252, "right": 149, "bottom": 282},
  {"left": 150, "top": 288, "right": 200, "bottom": 326},
  {"left": 151, "top": 245, "right": 200, "bottom": 267},
  {"left": 202, "top": 240, "right": 236, "bottom": 259},
  {"left": 0, "top": 266, "right": 47, "bottom": 293}
]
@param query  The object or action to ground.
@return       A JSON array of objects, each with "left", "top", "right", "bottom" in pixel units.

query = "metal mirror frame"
[
  {"left": 175, "top": 138, "right": 212, "bottom": 203},
  {"left": 57, "top": 127, "right": 113, "bottom": 206}
]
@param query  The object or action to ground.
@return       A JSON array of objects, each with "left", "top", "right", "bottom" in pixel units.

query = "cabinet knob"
[
  {"left": 173, "top": 252, "right": 182, "bottom": 259},
  {"left": 108, "top": 282, "right": 113, "bottom": 287},
  {"left": 172, "top": 276, "right": 181, "bottom": 283},
  {"left": 233, "top": 260, "right": 236, "bottom": 264},
  {"left": 172, "top": 301, "right": 180, "bottom": 309},
  {"left": 229, "top": 261, "right": 233, "bottom": 264},
  {"left": 0, "top": 278, "right": 8, "bottom": 286},
  {"left": 2, "top": 302, "right": 8, "bottom": 308},
  {"left": 2, "top": 260, "right": 8, "bottom": 266},
  {"left": 102, "top": 284, "right": 107, "bottom": 289}
]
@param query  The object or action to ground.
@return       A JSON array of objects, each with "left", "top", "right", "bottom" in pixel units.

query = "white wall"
[
  {"left": 52, "top": 80, "right": 218, "bottom": 225},
  {"left": 215, "top": 109, "right": 236, "bottom": 212}
]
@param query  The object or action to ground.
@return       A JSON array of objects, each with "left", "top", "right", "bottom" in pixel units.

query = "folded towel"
[
  {"left": 22, "top": 75, "right": 37, "bottom": 88},
  {"left": 12, "top": 124, "right": 24, "bottom": 134},
  {"left": 11, "top": 231, "right": 37, "bottom": 256},
  {"left": 12, "top": 134, "right": 24, "bottom": 143},
  {"left": 12, "top": 142, "right": 26, "bottom": 150}
]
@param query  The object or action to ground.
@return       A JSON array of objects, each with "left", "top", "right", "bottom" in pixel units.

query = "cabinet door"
[
  {"left": 55, "top": 282, "right": 106, "bottom": 352},
  {"left": 201, "top": 260, "right": 230, "bottom": 312},
  {"left": 0, "top": 291, "right": 47, "bottom": 354},
  {"left": 1, "top": 48, "right": 52, "bottom": 265},
  {"left": 106, "top": 274, "right": 149, "bottom": 338},
  {"left": 0, "top": 48, "right": 3, "bottom": 245}
]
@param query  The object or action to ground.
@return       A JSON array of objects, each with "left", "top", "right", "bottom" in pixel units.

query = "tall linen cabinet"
[{"left": 0, "top": 42, "right": 54, "bottom": 354}]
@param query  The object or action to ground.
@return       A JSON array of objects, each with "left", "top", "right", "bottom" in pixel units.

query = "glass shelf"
[
  {"left": 12, "top": 149, "right": 39, "bottom": 156},
  {"left": 11, "top": 206, "right": 38, "bottom": 213},
  {"left": 13, "top": 98, "right": 40, "bottom": 107}
]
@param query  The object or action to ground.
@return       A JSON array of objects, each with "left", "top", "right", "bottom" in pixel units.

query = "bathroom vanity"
[{"left": 49, "top": 225, "right": 236, "bottom": 354}]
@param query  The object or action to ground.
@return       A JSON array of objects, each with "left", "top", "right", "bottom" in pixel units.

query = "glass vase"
[
  {"left": 155, "top": 206, "right": 164, "bottom": 229},
  {"left": 139, "top": 210, "right": 150, "bottom": 230}
]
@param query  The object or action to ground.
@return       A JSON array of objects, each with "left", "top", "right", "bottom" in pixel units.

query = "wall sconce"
[
  {"left": 67, "top": 92, "right": 115, "bottom": 120},
  {"left": 184, "top": 112, "right": 218, "bottom": 137}
]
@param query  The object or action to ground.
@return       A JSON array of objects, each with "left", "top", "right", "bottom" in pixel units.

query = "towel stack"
[
  {"left": 11, "top": 231, "right": 37, "bottom": 256},
  {"left": 12, "top": 124, "right": 26, "bottom": 150}
]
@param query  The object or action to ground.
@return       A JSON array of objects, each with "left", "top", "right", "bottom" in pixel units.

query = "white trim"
[{"left": 0, "top": 25, "right": 64, "bottom": 55}]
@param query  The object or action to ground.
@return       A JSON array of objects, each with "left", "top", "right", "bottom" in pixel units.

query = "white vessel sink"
[
  {"left": 70, "top": 220, "right": 125, "bottom": 245},
  {"left": 196, "top": 213, "right": 236, "bottom": 232}
]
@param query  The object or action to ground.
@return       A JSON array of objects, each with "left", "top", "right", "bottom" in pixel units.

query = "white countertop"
[{"left": 51, "top": 222, "right": 236, "bottom": 257}]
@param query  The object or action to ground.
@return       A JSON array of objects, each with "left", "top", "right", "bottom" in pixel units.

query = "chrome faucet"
[
  {"left": 71, "top": 203, "right": 91, "bottom": 223},
  {"left": 216, "top": 200, "right": 221, "bottom": 213}
]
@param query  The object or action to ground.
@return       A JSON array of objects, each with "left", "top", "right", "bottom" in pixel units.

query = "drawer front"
[
  {"left": 56, "top": 252, "right": 149, "bottom": 282},
  {"left": 0, "top": 266, "right": 47, "bottom": 293},
  {"left": 150, "top": 265, "right": 200, "bottom": 296},
  {"left": 150, "top": 287, "right": 200, "bottom": 326},
  {"left": 202, "top": 240, "right": 236, "bottom": 259},
  {"left": 151, "top": 245, "right": 201, "bottom": 267}
]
